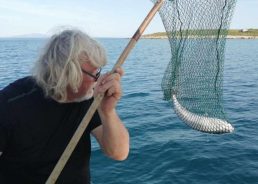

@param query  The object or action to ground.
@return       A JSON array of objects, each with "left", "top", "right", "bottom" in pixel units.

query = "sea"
[{"left": 0, "top": 38, "right": 257, "bottom": 184}]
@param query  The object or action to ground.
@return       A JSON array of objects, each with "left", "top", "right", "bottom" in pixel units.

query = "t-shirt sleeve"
[
  {"left": 87, "top": 110, "right": 102, "bottom": 132},
  {"left": 0, "top": 93, "right": 9, "bottom": 153}
]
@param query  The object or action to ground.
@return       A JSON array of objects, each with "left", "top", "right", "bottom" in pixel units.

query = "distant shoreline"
[
  {"left": 1, "top": 35, "right": 258, "bottom": 40},
  {"left": 141, "top": 35, "right": 258, "bottom": 39},
  {"left": 142, "top": 29, "right": 258, "bottom": 39}
]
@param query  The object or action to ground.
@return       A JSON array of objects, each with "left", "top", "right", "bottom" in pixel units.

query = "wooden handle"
[{"left": 45, "top": 0, "right": 164, "bottom": 183}]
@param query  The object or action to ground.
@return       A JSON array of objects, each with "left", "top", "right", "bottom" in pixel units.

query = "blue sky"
[{"left": 0, "top": 0, "right": 257, "bottom": 38}]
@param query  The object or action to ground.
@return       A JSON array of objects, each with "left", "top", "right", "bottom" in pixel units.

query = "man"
[{"left": 0, "top": 29, "right": 129, "bottom": 183}]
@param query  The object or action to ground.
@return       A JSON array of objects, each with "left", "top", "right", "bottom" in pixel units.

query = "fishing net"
[{"left": 151, "top": 0, "right": 236, "bottom": 133}]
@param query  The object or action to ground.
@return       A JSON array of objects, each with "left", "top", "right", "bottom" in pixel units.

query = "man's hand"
[{"left": 94, "top": 67, "right": 124, "bottom": 115}]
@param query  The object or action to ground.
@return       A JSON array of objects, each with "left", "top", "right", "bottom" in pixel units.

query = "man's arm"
[
  {"left": 91, "top": 67, "right": 129, "bottom": 160},
  {"left": 91, "top": 115, "right": 129, "bottom": 161}
]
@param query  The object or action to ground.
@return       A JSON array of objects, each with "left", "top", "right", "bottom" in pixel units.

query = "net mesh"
[{"left": 151, "top": 0, "right": 237, "bottom": 133}]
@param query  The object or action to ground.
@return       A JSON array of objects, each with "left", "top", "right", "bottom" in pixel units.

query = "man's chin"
[{"left": 73, "top": 91, "right": 94, "bottom": 102}]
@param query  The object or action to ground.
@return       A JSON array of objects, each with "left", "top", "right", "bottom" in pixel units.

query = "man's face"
[{"left": 67, "top": 62, "right": 100, "bottom": 102}]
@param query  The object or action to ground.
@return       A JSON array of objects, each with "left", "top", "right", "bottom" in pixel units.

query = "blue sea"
[{"left": 0, "top": 38, "right": 257, "bottom": 184}]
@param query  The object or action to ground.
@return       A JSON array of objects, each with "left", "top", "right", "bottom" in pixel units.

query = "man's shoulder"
[{"left": 0, "top": 76, "right": 38, "bottom": 103}]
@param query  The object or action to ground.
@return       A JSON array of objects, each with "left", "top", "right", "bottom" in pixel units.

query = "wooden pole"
[{"left": 46, "top": 0, "right": 164, "bottom": 183}]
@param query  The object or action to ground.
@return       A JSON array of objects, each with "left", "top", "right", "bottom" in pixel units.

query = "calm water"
[{"left": 0, "top": 38, "right": 257, "bottom": 184}]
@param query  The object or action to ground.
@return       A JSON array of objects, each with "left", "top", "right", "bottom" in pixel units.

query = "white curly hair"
[{"left": 32, "top": 29, "right": 107, "bottom": 102}]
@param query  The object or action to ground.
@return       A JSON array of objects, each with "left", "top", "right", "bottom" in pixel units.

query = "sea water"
[{"left": 0, "top": 38, "right": 257, "bottom": 184}]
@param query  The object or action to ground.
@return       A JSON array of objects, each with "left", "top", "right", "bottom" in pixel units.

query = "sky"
[{"left": 0, "top": 0, "right": 257, "bottom": 38}]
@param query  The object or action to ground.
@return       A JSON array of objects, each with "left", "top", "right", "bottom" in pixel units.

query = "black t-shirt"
[{"left": 0, "top": 77, "right": 101, "bottom": 184}]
